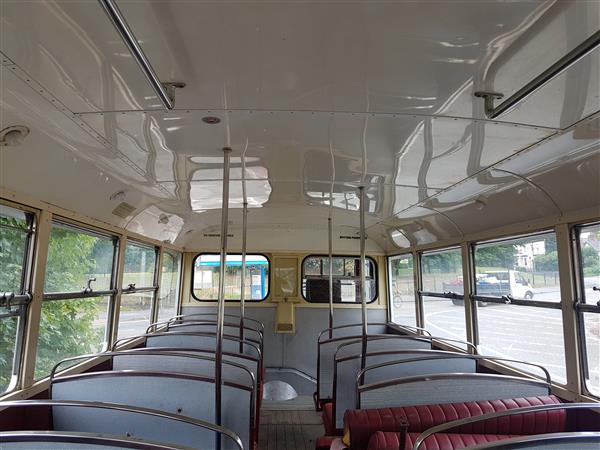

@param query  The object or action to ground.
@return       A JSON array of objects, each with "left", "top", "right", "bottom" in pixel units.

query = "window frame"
[
  {"left": 157, "top": 249, "right": 183, "bottom": 321},
  {"left": 34, "top": 219, "right": 119, "bottom": 379},
  {"left": 470, "top": 230, "right": 562, "bottom": 308},
  {"left": 573, "top": 221, "right": 600, "bottom": 398},
  {"left": 419, "top": 246, "right": 464, "bottom": 300},
  {"left": 117, "top": 240, "right": 160, "bottom": 339},
  {"left": 300, "top": 254, "right": 378, "bottom": 304},
  {"left": 418, "top": 246, "right": 468, "bottom": 347},
  {"left": 191, "top": 253, "right": 271, "bottom": 302},
  {"left": 470, "top": 230, "right": 568, "bottom": 386},
  {"left": 121, "top": 241, "right": 160, "bottom": 291},
  {"left": 387, "top": 252, "right": 418, "bottom": 326},
  {"left": 0, "top": 203, "right": 36, "bottom": 393}
]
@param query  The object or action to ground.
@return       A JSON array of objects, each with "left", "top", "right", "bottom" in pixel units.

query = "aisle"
[{"left": 258, "top": 403, "right": 322, "bottom": 450}]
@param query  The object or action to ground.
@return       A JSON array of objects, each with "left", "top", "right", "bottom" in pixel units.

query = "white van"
[{"left": 479, "top": 270, "right": 534, "bottom": 299}]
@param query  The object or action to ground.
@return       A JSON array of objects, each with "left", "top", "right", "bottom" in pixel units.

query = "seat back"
[
  {"left": 111, "top": 351, "right": 255, "bottom": 390},
  {"left": 0, "top": 400, "right": 243, "bottom": 450},
  {"left": 0, "top": 432, "right": 187, "bottom": 450},
  {"left": 171, "top": 313, "right": 264, "bottom": 334},
  {"left": 359, "top": 373, "right": 551, "bottom": 410},
  {"left": 318, "top": 334, "right": 431, "bottom": 401},
  {"left": 145, "top": 332, "right": 261, "bottom": 361},
  {"left": 333, "top": 350, "right": 474, "bottom": 428},
  {"left": 50, "top": 372, "right": 252, "bottom": 450},
  {"left": 125, "top": 347, "right": 260, "bottom": 384},
  {"left": 165, "top": 322, "right": 263, "bottom": 347}
]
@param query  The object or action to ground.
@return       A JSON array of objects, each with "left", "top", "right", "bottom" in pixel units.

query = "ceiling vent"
[{"left": 111, "top": 202, "right": 136, "bottom": 218}]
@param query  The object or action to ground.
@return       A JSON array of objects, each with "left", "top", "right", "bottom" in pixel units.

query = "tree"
[
  {"left": 0, "top": 214, "right": 30, "bottom": 390},
  {"left": 533, "top": 251, "right": 559, "bottom": 272},
  {"left": 475, "top": 244, "right": 517, "bottom": 269},
  {"left": 582, "top": 246, "right": 600, "bottom": 276},
  {"left": 1, "top": 221, "right": 110, "bottom": 389},
  {"left": 34, "top": 228, "right": 106, "bottom": 379},
  {"left": 423, "top": 251, "right": 461, "bottom": 274}
]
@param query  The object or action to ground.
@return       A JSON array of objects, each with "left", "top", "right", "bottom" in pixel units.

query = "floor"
[{"left": 258, "top": 397, "right": 323, "bottom": 450}]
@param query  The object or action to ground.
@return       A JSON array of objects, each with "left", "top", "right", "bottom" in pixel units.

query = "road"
[
  {"left": 92, "top": 309, "right": 152, "bottom": 341},
  {"left": 411, "top": 285, "right": 600, "bottom": 395}
]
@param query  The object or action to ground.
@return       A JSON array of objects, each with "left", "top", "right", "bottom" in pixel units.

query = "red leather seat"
[
  {"left": 315, "top": 435, "right": 336, "bottom": 450},
  {"left": 367, "top": 431, "right": 520, "bottom": 450},
  {"left": 344, "top": 395, "right": 564, "bottom": 450},
  {"left": 322, "top": 402, "right": 338, "bottom": 436}
]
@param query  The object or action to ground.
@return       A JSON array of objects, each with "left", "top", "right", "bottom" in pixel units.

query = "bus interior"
[{"left": 0, "top": 1, "right": 599, "bottom": 449}]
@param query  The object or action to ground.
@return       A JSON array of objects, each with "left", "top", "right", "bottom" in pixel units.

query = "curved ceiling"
[{"left": 0, "top": 0, "right": 598, "bottom": 251}]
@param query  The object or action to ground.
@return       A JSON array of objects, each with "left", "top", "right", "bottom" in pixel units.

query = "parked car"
[{"left": 444, "top": 270, "right": 534, "bottom": 306}]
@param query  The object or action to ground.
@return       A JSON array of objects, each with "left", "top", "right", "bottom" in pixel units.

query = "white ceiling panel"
[
  {"left": 1, "top": 1, "right": 598, "bottom": 251},
  {"left": 422, "top": 169, "right": 561, "bottom": 236},
  {"left": 0, "top": 0, "right": 163, "bottom": 112},
  {"left": 6, "top": 0, "right": 595, "bottom": 128},
  {"left": 528, "top": 152, "right": 600, "bottom": 214},
  {"left": 78, "top": 110, "right": 554, "bottom": 189},
  {"left": 379, "top": 206, "right": 464, "bottom": 246}
]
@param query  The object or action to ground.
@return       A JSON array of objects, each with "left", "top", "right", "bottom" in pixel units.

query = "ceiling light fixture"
[
  {"left": 202, "top": 116, "right": 221, "bottom": 124},
  {"left": 0, "top": 126, "right": 29, "bottom": 146}
]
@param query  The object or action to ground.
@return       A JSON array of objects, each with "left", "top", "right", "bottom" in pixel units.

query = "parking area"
[{"left": 393, "top": 284, "right": 599, "bottom": 395}]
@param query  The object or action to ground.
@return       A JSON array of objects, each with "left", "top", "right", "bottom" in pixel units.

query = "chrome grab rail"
[
  {"left": 97, "top": 0, "right": 184, "bottom": 110},
  {"left": 413, "top": 403, "right": 600, "bottom": 450},
  {"left": 475, "top": 30, "right": 600, "bottom": 119},
  {"left": 0, "top": 399, "right": 244, "bottom": 450}
]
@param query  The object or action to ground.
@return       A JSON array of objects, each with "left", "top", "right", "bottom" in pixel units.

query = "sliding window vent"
[
  {"left": 111, "top": 202, "right": 136, "bottom": 218},
  {"left": 339, "top": 235, "right": 362, "bottom": 240}
]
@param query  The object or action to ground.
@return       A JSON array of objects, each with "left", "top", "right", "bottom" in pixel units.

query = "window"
[
  {"left": 36, "top": 222, "right": 116, "bottom": 380},
  {"left": 575, "top": 223, "right": 600, "bottom": 396},
  {"left": 122, "top": 243, "right": 157, "bottom": 290},
  {"left": 157, "top": 250, "right": 182, "bottom": 322},
  {"left": 301, "top": 255, "right": 377, "bottom": 303},
  {"left": 388, "top": 254, "right": 417, "bottom": 326},
  {"left": 192, "top": 254, "right": 269, "bottom": 301},
  {"left": 118, "top": 242, "right": 158, "bottom": 339},
  {"left": 474, "top": 232, "right": 559, "bottom": 303},
  {"left": 473, "top": 231, "right": 566, "bottom": 384},
  {"left": 420, "top": 248, "right": 467, "bottom": 345},
  {"left": 0, "top": 204, "right": 33, "bottom": 393}
]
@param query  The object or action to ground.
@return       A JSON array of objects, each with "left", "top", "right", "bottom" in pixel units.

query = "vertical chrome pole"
[
  {"left": 328, "top": 217, "right": 334, "bottom": 338},
  {"left": 240, "top": 155, "right": 248, "bottom": 353},
  {"left": 359, "top": 186, "right": 368, "bottom": 371},
  {"left": 216, "top": 147, "right": 232, "bottom": 449},
  {"left": 239, "top": 197, "right": 248, "bottom": 350}
]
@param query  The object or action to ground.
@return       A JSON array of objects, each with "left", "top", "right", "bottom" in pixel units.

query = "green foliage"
[
  {"left": 34, "top": 298, "right": 104, "bottom": 379},
  {"left": 35, "top": 227, "right": 107, "bottom": 379},
  {"left": 391, "top": 256, "right": 413, "bottom": 278},
  {"left": 1, "top": 222, "right": 113, "bottom": 390},
  {"left": 0, "top": 219, "right": 28, "bottom": 293},
  {"left": 422, "top": 250, "right": 461, "bottom": 274},
  {"left": 44, "top": 226, "right": 96, "bottom": 292},
  {"left": 0, "top": 315, "right": 18, "bottom": 391},
  {"left": 475, "top": 244, "right": 517, "bottom": 269},
  {"left": 0, "top": 216, "right": 29, "bottom": 391},
  {"left": 533, "top": 250, "right": 559, "bottom": 272},
  {"left": 582, "top": 246, "right": 600, "bottom": 276},
  {"left": 123, "top": 244, "right": 156, "bottom": 286}
]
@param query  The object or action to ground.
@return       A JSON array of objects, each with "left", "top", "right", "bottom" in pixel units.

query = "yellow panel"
[{"left": 276, "top": 302, "right": 295, "bottom": 334}]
